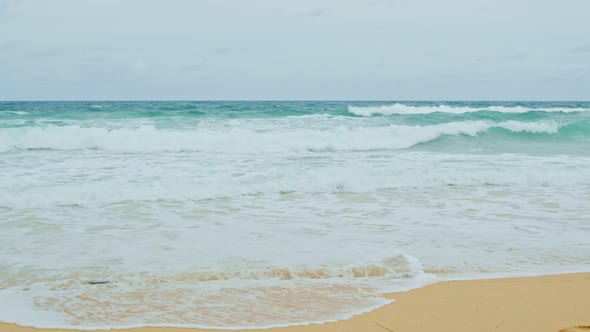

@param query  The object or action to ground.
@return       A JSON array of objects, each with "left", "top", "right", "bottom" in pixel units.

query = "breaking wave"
[
  {"left": 0, "top": 120, "right": 564, "bottom": 153},
  {"left": 348, "top": 103, "right": 590, "bottom": 116}
]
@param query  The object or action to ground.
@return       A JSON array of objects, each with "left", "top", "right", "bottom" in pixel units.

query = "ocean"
[{"left": 0, "top": 101, "right": 589, "bottom": 329}]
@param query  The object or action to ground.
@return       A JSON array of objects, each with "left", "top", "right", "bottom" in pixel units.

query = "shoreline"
[{"left": 2, "top": 272, "right": 589, "bottom": 332}]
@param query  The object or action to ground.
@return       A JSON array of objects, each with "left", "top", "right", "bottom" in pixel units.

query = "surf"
[
  {"left": 1, "top": 101, "right": 590, "bottom": 330},
  {"left": 0, "top": 119, "right": 576, "bottom": 154},
  {"left": 347, "top": 103, "right": 590, "bottom": 116}
]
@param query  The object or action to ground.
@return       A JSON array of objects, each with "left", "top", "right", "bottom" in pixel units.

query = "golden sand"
[{"left": 2, "top": 273, "right": 589, "bottom": 332}]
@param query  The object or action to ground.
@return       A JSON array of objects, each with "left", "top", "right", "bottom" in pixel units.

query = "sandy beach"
[
  {"left": 2, "top": 273, "right": 589, "bottom": 332},
  {"left": 3, "top": 0, "right": 590, "bottom": 330}
]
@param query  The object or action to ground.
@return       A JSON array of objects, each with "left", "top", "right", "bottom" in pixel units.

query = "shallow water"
[{"left": 1, "top": 101, "right": 589, "bottom": 329}]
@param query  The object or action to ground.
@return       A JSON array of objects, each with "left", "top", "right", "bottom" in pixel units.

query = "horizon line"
[{"left": 1, "top": 99, "right": 589, "bottom": 102}]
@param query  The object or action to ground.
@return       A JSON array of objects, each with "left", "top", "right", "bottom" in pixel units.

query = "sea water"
[{"left": 0, "top": 101, "right": 589, "bottom": 329}]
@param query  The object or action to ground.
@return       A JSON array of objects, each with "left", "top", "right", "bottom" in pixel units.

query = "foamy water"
[{"left": 1, "top": 101, "right": 589, "bottom": 329}]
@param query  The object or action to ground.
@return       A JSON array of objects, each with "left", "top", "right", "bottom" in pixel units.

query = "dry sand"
[{"left": 2, "top": 273, "right": 589, "bottom": 332}]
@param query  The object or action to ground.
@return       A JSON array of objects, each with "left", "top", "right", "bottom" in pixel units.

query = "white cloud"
[
  {"left": 0, "top": 0, "right": 589, "bottom": 100},
  {"left": 212, "top": 47, "right": 232, "bottom": 55},
  {"left": 0, "top": 0, "right": 21, "bottom": 12},
  {"left": 570, "top": 44, "right": 590, "bottom": 54},
  {"left": 132, "top": 59, "right": 147, "bottom": 73},
  {"left": 297, "top": 8, "right": 331, "bottom": 18}
]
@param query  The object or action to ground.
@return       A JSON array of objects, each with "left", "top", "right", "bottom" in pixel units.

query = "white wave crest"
[
  {"left": 498, "top": 120, "right": 559, "bottom": 133},
  {"left": 3, "top": 111, "right": 29, "bottom": 115},
  {"left": 348, "top": 103, "right": 588, "bottom": 116},
  {"left": 0, "top": 120, "right": 561, "bottom": 153}
]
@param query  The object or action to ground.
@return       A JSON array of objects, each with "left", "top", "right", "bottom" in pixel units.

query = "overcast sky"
[{"left": 0, "top": 0, "right": 589, "bottom": 100}]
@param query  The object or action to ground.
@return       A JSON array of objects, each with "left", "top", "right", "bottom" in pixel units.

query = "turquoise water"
[
  {"left": 1, "top": 101, "right": 589, "bottom": 155},
  {"left": 1, "top": 101, "right": 589, "bottom": 329}
]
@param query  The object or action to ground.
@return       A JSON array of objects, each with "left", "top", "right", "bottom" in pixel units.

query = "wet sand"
[{"left": 2, "top": 273, "right": 589, "bottom": 332}]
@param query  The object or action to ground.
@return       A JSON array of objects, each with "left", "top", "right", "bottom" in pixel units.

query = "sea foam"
[
  {"left": 348, "top": 103, "right": 589, "bottom": 116},
  {"left": 1, "top": 101, "right": 589, "bottom": 330},
  {"left": 0, "top": 120, "right": 562, "bottom": 153}
]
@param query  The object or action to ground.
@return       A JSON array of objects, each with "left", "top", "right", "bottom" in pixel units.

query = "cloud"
[
  {"left": 476, "top": 49, "right": 528, "bottom": 62},
  {"left": 297, "top": 8, "right": 331, "bottom": 19},
  {"left": 0, "top": 42, "right": 111, "bottom": 63},
  {"left": 82, "top": 45, "right": 112, "bottom": 53},
  {"left": 1, "top": 1, "right": 589, "bottom": 100},
  {"left": 84, "top": 53, "right": 109, "bottom": 63},
  {"left": 75, "top": 45, "right": 112, "bottom": 62},
  {"left": 0, "top": 40, "right": 26, "bottom": 51},
  {"left": 212, "top": 47, "right": 232, "bottom": 55},
  {"left": 132, "top": 59, "right": 147, "bottom": 73},
  {"left": 570, "top": 44, "right": 590, "bottom": 54},
  {"left": 368, "top": 0, "right": 404, "bottom": 7},
  {"left": 481, "top": 7, "right": 505, "bottom": 13},
  {"left": 179, "top": 60, "right": 207, "bottom": 73},
  {"left": 496, "top": 51, "right": 528, "bottom": 61},
  {"left": 0, "top": 0, "right": 21, "bottom": 13},
  {"left": 0, "top": 42, "right": 63, "bottom": 61},
  {"left": 23, "top": 48, "right": 61, "bottom": 58}
]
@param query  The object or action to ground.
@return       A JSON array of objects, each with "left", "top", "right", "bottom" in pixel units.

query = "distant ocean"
[{"left": 1, "top": 101, "right": 589, "bottom": 329}]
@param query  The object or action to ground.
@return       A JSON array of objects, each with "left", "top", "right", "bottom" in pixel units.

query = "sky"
[{"left": 0, "top": 0, "right": 589, "bottom": 100}]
